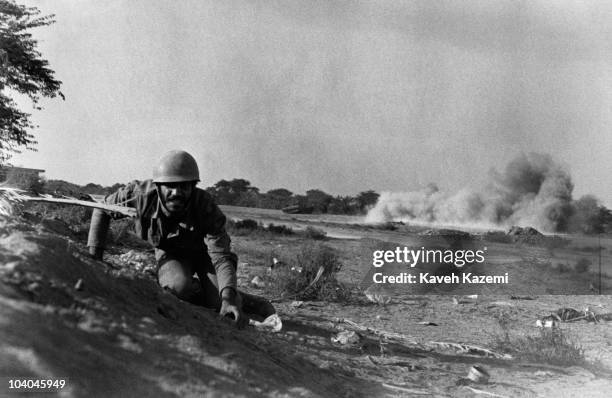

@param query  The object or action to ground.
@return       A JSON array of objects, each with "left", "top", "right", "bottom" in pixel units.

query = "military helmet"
[{"left": 153, "top": 150, "right": 200, "bottom": 183}]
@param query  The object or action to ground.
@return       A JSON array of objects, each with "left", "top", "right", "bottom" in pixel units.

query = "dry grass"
[
  {"left": 494, "top": 328, "right": 587, "bottom": 366},
  {"left": 492, "top": 310, "right": 590, "bottom": 367},
  {"left": 267, "top": 242, "right": 352, "bottom": 301}
]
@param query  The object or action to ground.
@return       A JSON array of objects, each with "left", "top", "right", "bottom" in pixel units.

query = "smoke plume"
[{"left": 366, "top": 153, "right": 579, "bottom": 232}]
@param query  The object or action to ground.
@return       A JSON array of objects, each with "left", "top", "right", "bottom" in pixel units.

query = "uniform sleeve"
[
  {"left": 204, "top": 202, "right": 238, "bottom": 296},
  {"left": 87, "top": 180, "right": 147, "bottom": 249}
]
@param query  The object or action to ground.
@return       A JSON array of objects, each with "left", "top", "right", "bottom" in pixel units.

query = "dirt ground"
[{"left": 1, "top": 205, "right": 612, "bottom": 397}]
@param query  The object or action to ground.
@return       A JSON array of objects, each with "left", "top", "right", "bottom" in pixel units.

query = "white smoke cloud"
[{"left": 366, "top": 153, "right": 575, "bottom": 232}]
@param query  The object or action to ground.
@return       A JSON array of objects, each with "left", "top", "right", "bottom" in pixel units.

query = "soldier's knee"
[{"left": 158, "top": 260, "right": 195, "bottom": 300}]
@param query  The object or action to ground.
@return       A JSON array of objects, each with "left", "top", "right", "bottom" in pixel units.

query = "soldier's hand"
[{"left": 219, "top": 289, "right": 248, "bottom": 329}]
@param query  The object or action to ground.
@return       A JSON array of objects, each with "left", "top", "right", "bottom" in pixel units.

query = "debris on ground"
[
  {"left": 453, "top": 294, "right": 478, "bottom": 304},
  {"left": 536, "top": 317, "right": 559, "bottom": 328},
  {"left": 426, "top": 341, "right": 512, "bottom": 359},
  {"left": 267, "top": 257, "right": 285, "bottom": 274},
  {"left": 249, "top": 314, "right": 283, "bottom": 332},
  {"left": 364, "top": 291, "right": 392, "bottom": 305},
  {"left": 467, "top": 365, "right": 491, "bottom": 383},
  {"left": 250, "top": 276, "right": 266, "bottom": 288},
  {"left": 462, "top": 386, "right": 509, "bottom": 398},
  {"left": 536, "top": 308, "right": 612, "bottom": 327},
  {"left": 505, "top": 225, "right": 567, "bottom": 247},
  {"left": 381, "top": 382, "right": 431, "bottom": 395},
  {"left": 118, "top": 250, "right": 148, "bottom": 266},
  {"left": 331, "top": 330, "right": 361, "bottom": 345},
  {"left": 487, "top": 301, "right": 514, "bottom": 308}
]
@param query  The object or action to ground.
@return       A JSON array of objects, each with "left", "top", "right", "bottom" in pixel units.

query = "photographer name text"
[{"left": 372, "top": 272, "right": 509, "bottom": 284}]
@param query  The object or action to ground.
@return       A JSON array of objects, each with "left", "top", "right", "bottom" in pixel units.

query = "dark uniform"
[{"left": 88, "top": 179, "right": 237, "bottom": 309}]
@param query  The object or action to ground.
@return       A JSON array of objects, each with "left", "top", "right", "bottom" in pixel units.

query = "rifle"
[{"left": 0, "top": 186, "right": 136, "bottom": 217}]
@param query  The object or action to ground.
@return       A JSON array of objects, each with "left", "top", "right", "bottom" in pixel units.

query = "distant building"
[{"left": 0, "top": 166, "right": 45, "bottom": 183}]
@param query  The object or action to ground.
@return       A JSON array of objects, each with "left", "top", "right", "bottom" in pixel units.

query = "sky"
[{"left": 9, "top": 0, "right": 612, "bottom": 207}]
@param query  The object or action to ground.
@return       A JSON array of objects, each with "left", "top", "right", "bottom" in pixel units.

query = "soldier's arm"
[
  {"left": 87, "top": 180, "right": 147, "bottom": 259},
  {"left": 203, "top": 202, "right": 238, "bottom": 297}
]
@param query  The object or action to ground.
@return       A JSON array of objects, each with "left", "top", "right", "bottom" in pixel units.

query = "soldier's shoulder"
[
  {"left": 193, "top": 187, "right": 214, "bottom": 204},
  {"left": 119, "top": 179, "right": 156, "bottom": 195},
  {"left": 103, "top": 179, "right": 155, "bottom": 204},
  {"left": 194, "top": 188, "right": 225, "bottom": 212}
]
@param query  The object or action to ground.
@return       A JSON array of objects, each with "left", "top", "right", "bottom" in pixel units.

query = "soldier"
[{"left": 87, "top": 150, "right": 274, "bottom": 328}]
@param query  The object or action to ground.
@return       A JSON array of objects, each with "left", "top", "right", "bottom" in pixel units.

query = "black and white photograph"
[{"left": 1, "top": 1, "right": 612, "bottom": 396}]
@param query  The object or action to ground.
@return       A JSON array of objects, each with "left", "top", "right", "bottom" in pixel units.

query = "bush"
[
  {"left": 226, "top": 218, "right": 260, "bottom": 236},
  {"left": 234, "top": 219, "right": 258, "bottom": 230},
  {"left": 267, "top": 223, "right": 293, "bottom": 235},
  {"left": 494, "top": 328, "right": 587, "bottom": 367},
  {"left": 268, "top": 243, "right": 350, "bottom": 301},
  {"left": 304, "top": 226, "right": 327, "bottom": 240},
  {"left": 574, "top": 258, "right": 591, "bottom": 273}
]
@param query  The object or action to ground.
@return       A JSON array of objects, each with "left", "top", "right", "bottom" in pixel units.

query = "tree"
[
  {"left": 356, "top": 190, "right": 379, "bottom": 210},
  {"left": 259, "top": 188, "right": 294, "bottom": 209},
  {"left": 0, "top": 0, "right": 63, "bottom": 164},
  {"left": 208, "top": 178, "right": 259, "bottom": 206},
  {"left": 266, "top": 188, "right": 293, "bottom": 198},
  {"left": 570, "top": 195, "right": 612, "bottom": 234},
  {"left": 305, "top": 189, "right": 333, "bottom": 213}
]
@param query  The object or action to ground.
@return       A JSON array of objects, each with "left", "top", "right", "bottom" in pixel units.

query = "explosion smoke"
[{"left": 366, "top": 153, "right": 578, "bottom": 232}]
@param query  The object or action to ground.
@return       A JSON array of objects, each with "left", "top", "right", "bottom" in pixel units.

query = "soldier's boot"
[{"left": 238, "top": 291, "right": 276, "bottom": 320}]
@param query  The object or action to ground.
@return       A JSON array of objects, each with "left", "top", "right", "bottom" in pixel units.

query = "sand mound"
[{"left": 0, "top": 216, "right": 359, "bottom": 397}]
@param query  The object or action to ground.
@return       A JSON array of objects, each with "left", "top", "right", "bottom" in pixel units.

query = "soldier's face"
[{"left": 157, "top": 182, "right": 194, "bottom": 214}]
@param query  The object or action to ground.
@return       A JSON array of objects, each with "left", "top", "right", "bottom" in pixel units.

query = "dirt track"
[{"left": 2, "top": 207, "right": 612, "bottom": 397}]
